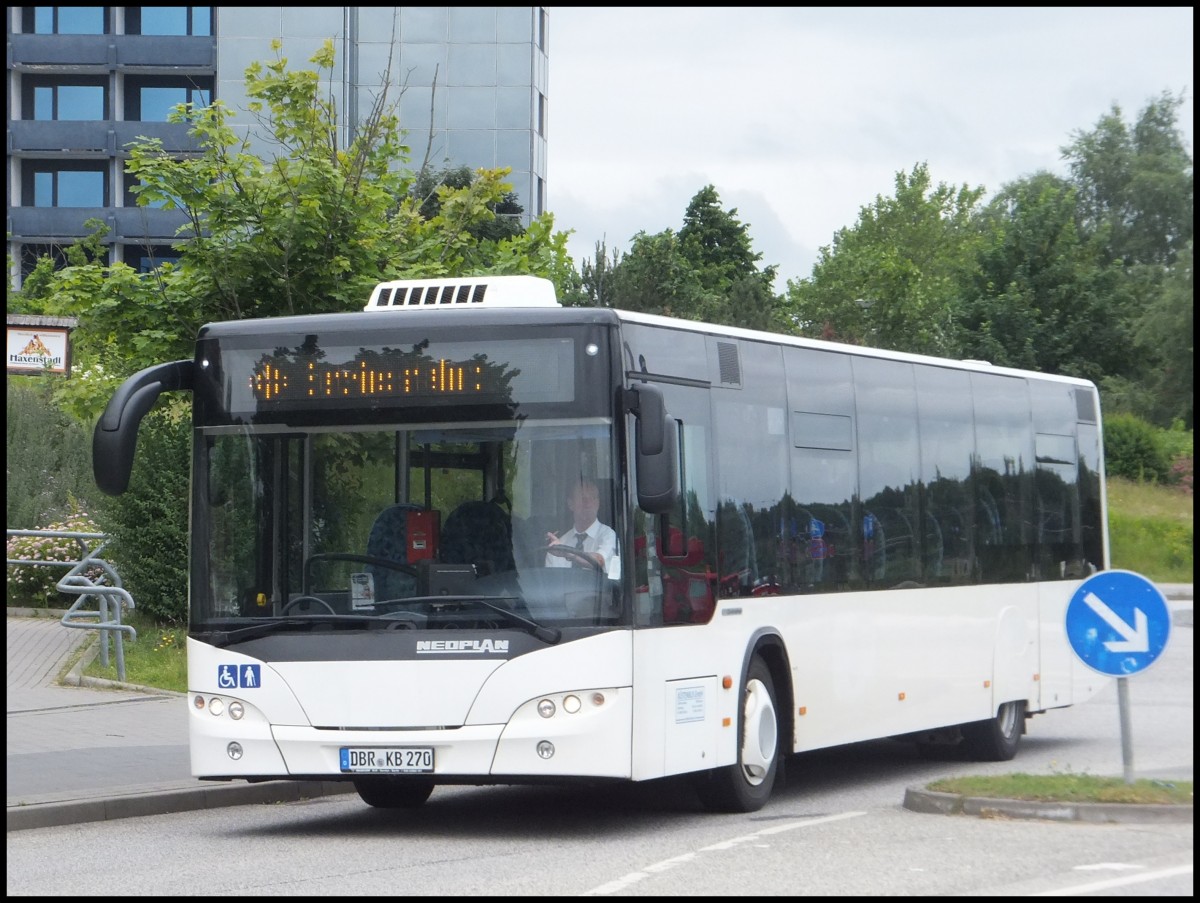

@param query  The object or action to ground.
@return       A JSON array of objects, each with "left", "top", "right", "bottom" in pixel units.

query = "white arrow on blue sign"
[{"left": 1065, "top": 569, "right": 1172, "bottom": 676}]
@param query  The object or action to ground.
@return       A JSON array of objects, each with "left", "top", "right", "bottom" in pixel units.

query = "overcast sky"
[{"left": 544, "top": 7, "right": 1194, "bottom": 289}]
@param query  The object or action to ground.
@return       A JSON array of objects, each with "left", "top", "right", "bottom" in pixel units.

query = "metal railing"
[{"left": 6, "top": 529, "right": 136, "bottom": 681}]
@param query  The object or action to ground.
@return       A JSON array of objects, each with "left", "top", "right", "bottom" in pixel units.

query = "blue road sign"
[{"left": 1065, "top": 569, "right": 1172, "bottom": 676}]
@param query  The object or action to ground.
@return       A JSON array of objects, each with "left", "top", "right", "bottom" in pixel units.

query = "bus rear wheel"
[
  {"left": 693, "top": 656, "right": 779, "bottom": 813},
  {"left": 353, "top": 776, "right": 435, "bottom": 809},
  {"left": 961, "top": 700, "right": 1025, "bottom": 761}
]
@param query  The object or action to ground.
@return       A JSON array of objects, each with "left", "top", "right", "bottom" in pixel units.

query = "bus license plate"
[{"left": 340, "top": 747, "right": 434, "bottom": 774}]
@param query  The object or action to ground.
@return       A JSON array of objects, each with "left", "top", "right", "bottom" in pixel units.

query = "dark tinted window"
[
  {"left": 711, "top": 339, "right": 788, "bottom": 598},
  {"left": 971, "top": 373, "right": 1034, "bottom": 582},
  {"left": 854, "top": 357, "right": 920, "bottom": 586},
  {"left": 915, "top": 365, "right": 975, "bottom": 585},
  {"left": 783, "top": 347, "right": 857, "bottom": 592}
]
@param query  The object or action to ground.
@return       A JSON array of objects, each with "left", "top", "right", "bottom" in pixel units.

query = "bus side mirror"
[
  {"left": 93, "top": 360, "right": 194, "bottom": 496},
  {"left": 631, "top": 385, "right": 678, "bottom": 514}
]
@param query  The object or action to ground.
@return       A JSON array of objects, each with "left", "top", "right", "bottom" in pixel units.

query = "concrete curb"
[
  {"left": 7, "top": 780, "right": 358, "bottom": 832},
  {"left": 903, "top": 786, "right": 1194, "bottom": 824}
]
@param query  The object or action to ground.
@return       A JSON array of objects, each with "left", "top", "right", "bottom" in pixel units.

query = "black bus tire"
[
  {"left": 353, "top": 776, "right": 436, "bottom": 809},
  {"left": 693, "top": 656, "right": 780, "bottom": 813},
  {"left": 961, "top": 699, "right": 1025, "bottom": 761}
]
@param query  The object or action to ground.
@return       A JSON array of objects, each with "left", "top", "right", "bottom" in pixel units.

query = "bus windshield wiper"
[
  {"left": 205, "top": 614, "right": 372, "bottom": 648},
  {"left": 425, "top": 595, "right": 561, "bottom": 644}
]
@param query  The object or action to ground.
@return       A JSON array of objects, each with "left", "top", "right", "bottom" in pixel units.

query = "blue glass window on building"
[
  {"left": 129, "top": 7, "right": 213, "bottom": 36},
  {"left": 28, "top": 79, "right": 106, "bottom": 121},
  {"left": 29, "top": 7, "right": 106, "bottom": 34},
  {"left": 124, "top": 77, "right": 213, "bottom": 121},
  {"left": 140, "top": 85, "right": 211, "bottom": 120},
  {"left": 29, "top": 165, "right": 107, "bottom": 207}
]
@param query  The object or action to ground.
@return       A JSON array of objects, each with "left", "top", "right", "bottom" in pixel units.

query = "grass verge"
[
  {"left": 81, "top": 608, "right": 187, "bottom": 693},
  {"left": 927, "top": 773, "right": 1193, "bottom": 805}
]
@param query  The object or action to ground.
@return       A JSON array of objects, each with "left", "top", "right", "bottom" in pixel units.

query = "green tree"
[
  {"left": 786, "top": 163, "right": 986, "bottom": 355},
  {"left": 958, "top": 171, "right": 1133, "bottom": 383},
  {"left": 572, "top": 240, "right": 623, "bottom": 308},
  {"left": 1061, "top": 92, "right": 1193, "bottom": 427},
  {"left": 412, "top": 163, "right": 526, "bottom": 243},
  {"left": 604, "top": 229, "right": 706, "bottom": 317},
  {"left": 6, "top": 379, "right": 96, "bottom": 529},
  {"left": 578, "top": 185, "right": 786, "bottom": 330},
  {"left": 1128, "top": 240, "right": 1194, "bottom": 427},
  {"left": 1063, "top": 91, "right": 1192, "bottom": 268},
  {"left": 678, "top": 186, "right": 776, "bottom": 288},
  {"left": 678, "top": 185, "right": 784, "bottom": 330}
]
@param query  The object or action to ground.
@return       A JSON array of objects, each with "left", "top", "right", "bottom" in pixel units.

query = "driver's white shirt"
[{"left": 546, "top": 519, "right": 620, "bottom": 579}]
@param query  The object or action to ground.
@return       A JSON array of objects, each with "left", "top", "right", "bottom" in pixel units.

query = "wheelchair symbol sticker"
[{"left": 217, "top": 664, "right": 261, "bottom": 689}]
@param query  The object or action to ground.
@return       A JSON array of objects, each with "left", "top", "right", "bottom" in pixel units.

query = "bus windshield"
[{"left": 196, "top": 420, "right": 623, "bottom": 640}]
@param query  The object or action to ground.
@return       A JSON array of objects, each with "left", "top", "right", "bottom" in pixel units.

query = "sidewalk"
[
  {"left": 6, "top": 612, "right": 353, "bottom": 832},
  {"left": 6, "top": 585, "right": 1194, "bottom": 832}
]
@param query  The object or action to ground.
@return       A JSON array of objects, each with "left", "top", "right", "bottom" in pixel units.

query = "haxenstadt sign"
[{"left": 7, "top": 316, "right": 77, "bottom": 376}]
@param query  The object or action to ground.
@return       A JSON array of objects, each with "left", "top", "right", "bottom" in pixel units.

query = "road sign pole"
[
  {"left": 1116, "top": 677, "right": 1134, "bottom": 785},
  {"left": 1065, "top": 569, "right": 1172, "bottom": 787}
]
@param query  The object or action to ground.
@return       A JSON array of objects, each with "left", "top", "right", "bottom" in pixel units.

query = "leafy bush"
[
  {"left": 6, "top": 379, "right": 96, "bottom": 529},
  {"left": 6, "top": 501, "right": 105, "bottom": 607},
  {"left": 1159, "top": 421, "right": 1193, "bottom": 495},
  {"left": 1103, "top": 413, "right": 1170, "bottom": 483},
  {"left": 1167, "top": 455, "right": 1193, "bottom": 495},
  {"left": 95, "top": 406, "right": 190, "bottom": 624}
]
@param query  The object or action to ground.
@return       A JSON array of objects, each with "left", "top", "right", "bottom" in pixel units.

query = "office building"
[{"left": 7, "top": 7, "right": 549, "bottom": 285}]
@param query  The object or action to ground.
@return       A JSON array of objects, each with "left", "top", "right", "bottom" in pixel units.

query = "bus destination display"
[
  {"left": 238, "top": 336, "right": 576, "bottom": 410},
  {"left": 250, "top": 357, "right": 508, "bottom": 402}
]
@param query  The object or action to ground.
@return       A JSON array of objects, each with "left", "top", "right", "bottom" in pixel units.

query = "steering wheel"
[
  {"left": 537, "top": 544, "right": 606, "bottom": 574},
  {"left": 281, "top": 595, "right": 336, "bottom": 615}
]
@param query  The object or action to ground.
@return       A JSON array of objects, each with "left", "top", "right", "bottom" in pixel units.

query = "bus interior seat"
[
  {"left": 365, "top": 503, "right": 422, "bottom": 601},
  {"left": 439, "top": 500, "right": 515, "bottom": 577},
  {"left": 634, "top": 528, "right": 715, "bottom": 623}
]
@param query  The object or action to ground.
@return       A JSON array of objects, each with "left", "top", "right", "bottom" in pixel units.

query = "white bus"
[{"left": 94, "top": 275, "right": 1111, "bottom": 812}]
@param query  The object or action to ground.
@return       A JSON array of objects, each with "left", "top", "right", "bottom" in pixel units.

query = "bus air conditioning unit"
[{"left": 366, "top": 276, "right": 560, "bottom": 311}]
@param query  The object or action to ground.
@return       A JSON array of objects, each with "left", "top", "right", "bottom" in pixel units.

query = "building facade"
[{"left": 7, "top": 6, "right": 549, "bottom": 285}]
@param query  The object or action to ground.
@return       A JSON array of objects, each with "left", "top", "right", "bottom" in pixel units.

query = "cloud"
[{"left": 545, "top": 7, "right": 1193, "bottom": 289}]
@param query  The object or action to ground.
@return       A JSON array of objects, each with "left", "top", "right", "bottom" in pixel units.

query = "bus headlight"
[
  {"left": 536, "top": 741, "right": 555, "bottom": 759},
  {"left": 209, "top": 697, "right": 225, "bottom": 716},
  {"left": 537, "top": 698, "right": 556, "bottom": 718},
  {"left": 228, "top": 701, "right": 245, "bottom": 720}
]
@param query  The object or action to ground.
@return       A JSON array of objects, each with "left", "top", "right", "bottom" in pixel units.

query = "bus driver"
[{"left": 545, "top": 478, "right": 618, "bottom": 578}]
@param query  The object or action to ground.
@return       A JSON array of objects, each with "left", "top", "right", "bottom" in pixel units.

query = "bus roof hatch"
[{"left": 365, "top": 275, "right": 560, "bottom": 311}]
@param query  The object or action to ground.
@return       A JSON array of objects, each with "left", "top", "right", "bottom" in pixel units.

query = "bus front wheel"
[
  {"left": 961, "top": 700, "right": 1025, "bottom": 761},
  {"left": 353, "top": 776, "right": 435, "bottom": 809},
  {"left": 693, "top": 656, "right": 780, "bottom": 813}
]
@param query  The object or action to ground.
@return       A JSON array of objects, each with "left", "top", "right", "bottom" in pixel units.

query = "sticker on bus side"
[{"left": 217, "top": 664, "right": 261, "bottom": 689}]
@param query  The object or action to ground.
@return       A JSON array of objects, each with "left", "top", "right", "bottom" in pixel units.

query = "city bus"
[{"left": 93, "top": 274, "right": 1111, "bottom": 812}]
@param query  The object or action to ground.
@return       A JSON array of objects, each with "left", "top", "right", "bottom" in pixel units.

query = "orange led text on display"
[{"left": 250, "top": 359, "right": 487, "bottom": 401}]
